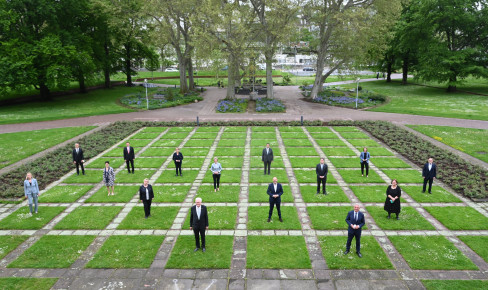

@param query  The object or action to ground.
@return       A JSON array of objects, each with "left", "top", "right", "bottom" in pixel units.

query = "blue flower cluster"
[
  {"left": 120, "top": 95, "right": 168, "bottom": 109},
  {"left": 255, "top": 98, "right": 286, "bottom": 112},
  {"left": 314, "top": 96, "right": 366, "bottom": 105},
  {"left": 216, "top": 99, "right": 247, "bottom": 113}
]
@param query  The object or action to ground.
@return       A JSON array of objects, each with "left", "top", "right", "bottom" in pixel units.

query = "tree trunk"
[
  {"left": 39, "top": 83, "right": 50, "bottom": 100},
  {"left": 265, "top": 52, "right": 274, "bottom": 99},
  {"left": 125, "top": 43, "right": 132, "bottom": 86},
  {"left": 226, "top": 54, "right": 236, "bottom": 99},
  {"left": 104, "top": 41, "right": 111, "bottom": 89},
  {"left": 78, "top": 72, "right": 86, "bottom": 93},
  {"left": 447, "top": 74, "right": 457, "bottom": 92},
  {"left": 176, "top": 50, "right": 188, "bottom": 94},
  {"left": 310, "top": 54, "right": 326, "bottom": 99},
  {"left": 401, "top": 54, "right": 408, "bottom": 85},
  {"left": 188, "top": 57, "right": 195, "bottom": 91},
  {"left": 386, "top": 61, "right": 392, "bottom": 83}
]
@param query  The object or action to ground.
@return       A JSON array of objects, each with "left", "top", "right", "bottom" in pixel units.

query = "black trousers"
[
  {"left": 193, "top": 227, "right": 206, "bottom": 248},
  {"left": 126, "top": 159, "right": 134, "bottom": 173},
  {"left": 75, "top": 161, "right": 85, "bottom": 174},
  {"left": 361, "top": 162, "right": 369, "bottom": 175},
  {"left": 268, "top": 199, "right": 281, "bottom": 219},
  {"left": 175, "top": 162, "right": 182, "bottom": 175},
  {"left": 213, "top": 174, "right": 221, "bottom": 189},
  {"left": 423, "top": 177, "right": 434, "bottom": 193},
  {"left": 263, "top": 161, "right": 271, "bottom": 174},
  {"left": 346, "top": 230, "right": 361, "bottom": 253},
  {"left": 142, "top": 199, "right": 152, "bottom": 217},
  {"left": 317, "top": 176, "right": 327, "bottom": 193}
]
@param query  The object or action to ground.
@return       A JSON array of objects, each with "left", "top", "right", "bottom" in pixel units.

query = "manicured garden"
[{"left": 120, "top": 87, "right": 202, "bottom": 110}]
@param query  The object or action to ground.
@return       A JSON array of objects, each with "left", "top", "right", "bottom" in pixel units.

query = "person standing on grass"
[
  {"left": 24, "top": 172, "right": 39, "bottom": 215},
  {"left": 210, "top": 157, "right": 222, "bottom": 192},
  {"left": 103, "top": 161, "right": 115, "bottom": 196},
  {"left": 344, "top": 204, "right": 365, "bottom": 258},
  {"left": 316, "top": 158, "right": 328, "bottom": 195},
  {"left": 262, "top": 143, "right": 274, "bottom": 175},
  {"left": 359, "top": 147, "right": 370, "bottom": 177},
  {"left": 139, "top": 178, "right": 154, "bottom": 219},
  {"left": 123, "top": 142, "right": 135, "bottom": 174},
  {"left": 173, "top": 147, "right": 184, "bottom": 176},
  {"left": 190, "top": 197, "right": 208, "bottom": 252},
  {"left": 422, "top": 157, "right": 437, "bottom": 194},
  {"left": 384, "top": 179, "right": 401, "bottom": 220},
  {"left": 72, "top": 143, "right": 85, "bottom": 175},
  {"left": 267, "top": 177, "right": 283, "bottom": 223}
]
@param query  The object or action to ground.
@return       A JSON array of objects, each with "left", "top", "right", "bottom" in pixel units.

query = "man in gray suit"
[{"left": 262, "top": 143, "right": 274, "bottom": 175}]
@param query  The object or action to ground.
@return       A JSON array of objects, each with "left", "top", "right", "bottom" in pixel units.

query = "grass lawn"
[
  {"left": 195, "top": 127, "right": 221, "bottom": 132},
  {"left": 382, "top": 169, "right": 421, "bottom": 184},
  {"left": 115, "top": 170, "right": 156, "bottom": 183},
  {"left": 315, "top": 139, "right": 347, "bottom": 146},
  {"left": 332, "top": 126, "right": 360, "bottom": 132},
  {"left": 135, "top": 158, "right": 165, "bottom": 168},
  {"left": 408, "top": 125, "right": 488, "bottom": 162},
  {"left": 366, "top": 206, "right": 435, "bottom": 230},
  {"left": 139, "top": 147, "right": 176, "bottom": 157},
  {"left": 214, "top": 148, "right": 244, "bottom": 156},
  {"left": 250, "top": 139, "right": 278, "bottom": 147},
  {"left": 294, "top": 170, "right": 337, "bottom": 184},
  {"left": 349, "top": 186, "right": 405, "bottom": 203},
  {"left": 54, "top": 206, "right": 122, "bottom": 230},
  {"left": 218, "top": 157, "right": 244, "bottom": 168},
  {"left": 40, "top": 185, "right": 92, "bottom": 203},
  {"left": 157, "top": 169, "right": 199, "bottom": 183},
  {"left": 285, "top": 147, "right": 318, "bottom": 156},
  {"left": 247, "top": 236, "right": 311, "bottom": 269},
  {"left": 307, "top": 206, "right": 367, "bottom": 230},
  {"left": 223, "top": 126, "right": 248, "bottom": 132},
  {"left": 166, "top": 236, "right": 234, "bottom": 269},
  {"left": 195, "top": 185, "right": 240, "bottom": 202},
  {"left": 132, "top": 132, "right": 161, "bottom": 139},
  {"left": 357, "top": 147, "right": 394, "bottom": 156},
  {"left": 0, "top": 236, "right": 29, "bottom": 259},
  {"left": 402, "top": 186, "right": 461, "bottom": 203},
  {"left": 184, "top": 139, "right": 215, "bottom": 147},
  {"left": 85, "top": 186, "right": 138, "bottom": 203},
  {"left": 328, "top": 158, "right": 360, "bottom": 168},
  {"left": 8, "top": 235, "right": 95, "bottom": 268},
  {"left": 153, "top": 139, "right": 182, "bottom": 147},
  {"left": 0, "top": 278, "right": 58, "bottom": 290},
  {"left": 160, "top": 132, "right": 192, "bottom": 139},
  {"left": 183, "top": 206, "right": 237, "bottom": 230},
  {"left": 323, "top": 147, "right": 356, "bottom": 157},
  {"left": 306, "top": 126, "right": 332, "bottom": 132},
  {"left": 143, "top": 127, "right": 171, "bottom": 133},
  {"left": 309, "top": 132, "right": 340, "bottom": 139},
  {"left": 422, "top": 280, "right": 488, "bottom": 290},
  {"left": 249, "top": 169, "right": 289, "bottom": 183},
  {"left": 85, "top": 157, "right": 125, "bottom": 169},
  {"left": 167, "top": 127, "right": 194, "bottom": 132},
  {"left": 248, "top": 185, "right": 294, "bottom": 203},
  {"left": 279, "top": 127, "right": 305, "bottom": 133},
  {"left": 371, "top": 158, "right": 411, "bottom": 168},
  {"left": 300, "top": 186, "right": 350, "bottom": 203},
  {"left": 318, "top": 236, "right": 393, "bottom": 269},
  {"left": 334, "top": 169, "right": 385, "bottom": 184},
  {"left": 250, "top": 157, "right": 285, "bottom": 168},
  {"left": 424, "top": 206, "right": 488, "bottom": 230},
  {"left": 458, "top": 236, "right": 488, "bottom": 263},
  {"left": 118, "top": 207, "right": 179, "bottom": 229},
  {"left": 221, "top": 132, "right": 247, "bottom": 139},
  {"left": 251, "top": 147, "right": 281, "bottom": 156},
  {"left": 86, "top": 235, "right": 164, "bottom": 268},
  {"left": 289, "top": 157, "right": 322, "bottom": 168},
  {"left": 282, "top": 139, "right": 313, "bottom": 147},
  {"left": 218, "top": 139, "right": 246, "bottom": 147},
  {"left": 339, "top": 132, "right": 369, "bottom": 139},
  {"left": 280, "top": 133, "right": 309, "bottom": 140},
  {"left": 248, "top": 206, "right": 301, "bottom": 230},
  {"left": 64, "top": 170, "right": 104, "bottom": 183},
  {"left": 153, "top": 185, "right": 191, "bottom": 203},
  {"left": 192, "top": 132, "right": 218, "bottom": 139},
  {"left": 347, "top": 139, "right": 380, "bottom": 147},
  {"left": 202, "top": 170, "right": 242, "bottom": 183},
  {"left": 167, "top": 157, "right": 205, "bottom": 169},
  {"left": 117, "top": 139, "right": 152, "bottom": 148},
  {"left": 0, "top": 126, "right": 95, "bottom": 169},
  {"left": 389, "top": 236, "right": 478, "bottom": 270},
  {"left": 0, "top": 207, "right": 66, "bottom": 230}
]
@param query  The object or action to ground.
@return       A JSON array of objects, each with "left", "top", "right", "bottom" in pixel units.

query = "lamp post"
[
  {"left": 355, "top": 78, "right": 360, "bottom": 109},
  {"left": 144, "top": 79, "right": 148, "bottom": 110}
]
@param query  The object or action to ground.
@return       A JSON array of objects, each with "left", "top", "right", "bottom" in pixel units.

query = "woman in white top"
[{"left": 210, "top": 157, "right": 222, "bottom": 192}]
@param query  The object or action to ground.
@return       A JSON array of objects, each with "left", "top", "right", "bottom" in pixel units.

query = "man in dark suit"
[
  {"left": 316, "top": 158, "right": 328, "bottom": 195},
  {"left": 267, "top": 177, "right": 283, "bottom": 222},
  {"left": 262, "top": 143, "right": 274, "bottom": 175},
  {"left": 190, "top": 197, "right": 209, "bottom": 252},
  {"left": 344, "top": 204, "right": 365, "bottom": 258},
  {"left": 422, "top": 157, "right": 437, "bottom": 194},
  {"left": 72, "top": 143, "right": 85, "bottom": 175},
  {"left": 123, "top": 142, "right": 135, "bottom": 174}
]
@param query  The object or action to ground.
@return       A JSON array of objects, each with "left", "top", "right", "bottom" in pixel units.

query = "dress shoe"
[
  {"left": 82, "top": 172, "right": 85, "bottom": 175},
  {"left": 145, "top": 216, "right": 148, "bottom": 219},
  {"left": 180, "top": 174, "right": 183, "bottom": 176},
  {"left": 175, "top": 174, "right": 178, "bottom": 176},
  {"left": 323, "top": 192, "right": 327, "bottom": 195},
  {"left": 267, "top": 218, "right": 271, "bottom": 223},
  {"left": 428, "top": 192, "right": 432, "bottom": 194},
  {"left": 387, "top": 216, "right": 390, "bottom": 219},
  {"left": 279, "top": 218, "right": 283, "bottom": 222},
  {"left": 396, "top": 217, "right": 399, "bottom": 220},
  {"left": 194, "top": 248, "right": 199, "bottom": 252},
  {"left": 316, "top": 191, "right": 320, "bottom": 195},
  {"left": 344, "top": 250, "right": 349, "bottom": 255},
  {"left": 202, "top": 248, "right": 206, "bottom": 253},
  {"left": 422, "top": 191, "right": 425, "bottom": 193},
  {"left": 357, "top": 252, "right": 362, "bottom": 258}
]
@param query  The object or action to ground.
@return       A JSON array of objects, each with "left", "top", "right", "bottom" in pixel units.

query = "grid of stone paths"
[{"left": 0, "top": 126, "right": 487, "bottom": 289}]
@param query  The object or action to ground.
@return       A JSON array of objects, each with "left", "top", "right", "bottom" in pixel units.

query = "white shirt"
[
  {"left": 266, "top": 148, "right": 269, "bottom": 154},
  {"left": 196, "top": 206, "right": 201, "bottom": 219},
  {"left": 321, "top": 164, "right": 324, "bottom": 170},
  {"left": 273, "top": 183, "right": 277, "bottom": 192},
  {"left": 76, "top": 148, "right": 79, "bottom": 153},
  {"left": 428, "top": 163, "right": 432, "bottom": 171},
  {"left": 127, "top": 147, "right": 131, "bottom": 153},
  {"left": 145, "top": 188, "right": 149, "bottom": 200}
]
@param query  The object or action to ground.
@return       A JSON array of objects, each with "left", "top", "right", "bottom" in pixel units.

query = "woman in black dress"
[
  {"left": 173, "top": 147, "right": 184, "bottom": 176},
  {"left": 384, "top": 179, "right": 401, "bottom": 220}
]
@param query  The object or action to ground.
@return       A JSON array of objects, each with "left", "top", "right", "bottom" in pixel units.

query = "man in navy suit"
[
  {"left": 262, "top": 143, "right": 274, "bottom": 175},
  {"left": 72, "top": 143, "right": 85, "bottom": 175},
  {"left": 123, "top": 142, "right": 135, "bottom": 174},
  {"left": 267, "top": 177, "right": 283, "bottom": 223},
  {"left": 344, "top": 204, "right": 365, "bottom": 258},
  {"left": 316, "top": 158, "right": 328, "bottom": 195},
  {"left": 422, "top": 157, "right": 437, "bottom": 194},
  {"left": 190, "top": 197, "right": 209, "bottom": 252}
]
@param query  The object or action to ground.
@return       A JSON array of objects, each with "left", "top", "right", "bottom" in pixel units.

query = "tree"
[{"left": 145, "top": 49, "right": 161, "bottom": 78}]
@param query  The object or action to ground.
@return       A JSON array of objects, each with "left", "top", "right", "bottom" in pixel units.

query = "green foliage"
[
  {"left": 247, "top": 236, "right": 311, "bottom": 269},
  {"left": 0, "top": 278, "right": 58, "bottom": 290}
]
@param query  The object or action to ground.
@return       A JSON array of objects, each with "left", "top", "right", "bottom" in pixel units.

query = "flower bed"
[
  {"left": 307, "top": 87, "right": 387, "bottom": 109},
  {"left": 216, "top": 99, "right": 248, "bottom": 113},
  {"left": 120, "top": 88, "right": 202, "bottom": 110},
  {"left": 255, "top": 98, "right": 286, "bottom": 113}
]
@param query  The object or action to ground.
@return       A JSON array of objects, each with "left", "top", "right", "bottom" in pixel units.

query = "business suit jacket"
[
  {"left": 345, "top": 210, "right": 365, "bottom": 234},
  {"left": 72, "top": 148, "right": 84, "bottom": 163},
  {"left": 422, "top": 163, "right": 437, "bottom": 179},
  {"left": 123, "top": 146, "right": 135, "bottom": 160},
  {"left": 139, "top": 185, "right": 154, "bottom": 201},
  {"left": 190, "top": 205, "right": 209, "bottom": 229},
  {"left": 262, "top": 148, "right": 274, "bottom": 162},
  {"left": 359, "top": 152, "right": 370, "bottom": 164},
  {"left": 267, "top": 183, "right": 283, "bottom": 202},
  {"left": 316, "top": 163, "right": 328, "bottom": 177},
  {"left": 24, "top": 179, "right": 40, "bottom": 196},
  {"left": 172, "top": 152, "right": 184, "bottom": 162}
]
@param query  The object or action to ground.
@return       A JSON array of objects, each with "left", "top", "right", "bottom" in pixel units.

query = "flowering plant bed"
[
  {"left": 255, "top": 98, "right": 286, "bottom": 113},
  {"left": 216, "top": 98, "right": 248, "bottom": 113},
  {"left": 310, "top": 87, "right": 387, "bottom": 109},
  {"left": 120, "top": 88, "right": 202, "bottom": 110}
]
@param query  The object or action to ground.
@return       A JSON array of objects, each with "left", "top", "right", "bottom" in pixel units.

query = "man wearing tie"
[
  {"left": 190, "top": 197, "right": 209, "bottom": 252},
  {"left": 267, "top": 177, "right": 283, "bottom": 222},
  {"left": 123, "top": 142, "right": 135, "bottom": 174},
  {"left": 262, "top": 143, "right": 274, "bottom": 175},
  {"left": 72, "top": 143, "right": 85, "bottom": 175},
  {"left": 316, "top": 158, "right": 328, "bottom": 195},
  {"left": 344, "top": 204, "right": 365, "bottom": 258},
  {"left": 422, "top": 157, "right": 437, "bottom": 194}
]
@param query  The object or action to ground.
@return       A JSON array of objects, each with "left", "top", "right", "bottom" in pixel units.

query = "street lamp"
[
  {"left": 144, "top": 79, "right": 148, "bottom": 110},
  {"left": 355, "top": 78, "right": 360, "bottom": 109}
]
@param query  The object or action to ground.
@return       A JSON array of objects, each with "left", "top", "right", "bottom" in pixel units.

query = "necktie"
[{"left": 355, "top": 212, "right": 358, "bottom": 221}]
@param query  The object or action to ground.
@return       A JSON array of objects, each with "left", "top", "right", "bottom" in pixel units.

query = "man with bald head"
[
  {"left": 190, "top": 197, "right": 209, "bottom": 252},
  {"left": 344, "top": 204, "right": 365, "bottom": 258},
  {"left": 267, "top": 177, "right": 283, "bottom": 223},
  {"left": 72, "top": 143, "right": 85, "bottom": 175}
]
